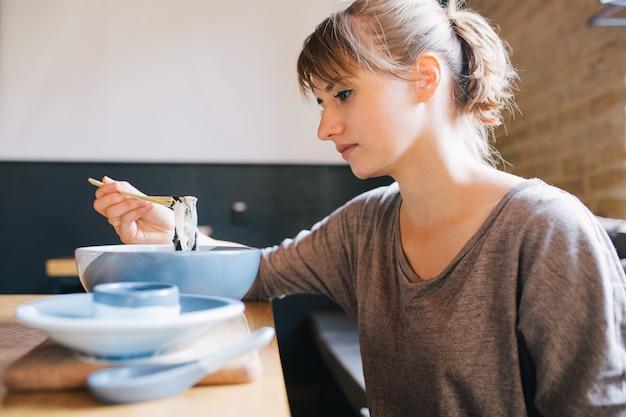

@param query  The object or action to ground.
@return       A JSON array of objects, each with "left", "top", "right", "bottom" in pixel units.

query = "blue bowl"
[{"left": 75, "top": 244, "right": 261, "bottom": 300}]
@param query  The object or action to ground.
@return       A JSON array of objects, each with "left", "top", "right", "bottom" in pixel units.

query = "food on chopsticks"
[
  {"left": 172, "top": 197, "right": 199, "bottom": 251},
  {"left": 88, "top": 177, "right": 199, "bottom": 251}
]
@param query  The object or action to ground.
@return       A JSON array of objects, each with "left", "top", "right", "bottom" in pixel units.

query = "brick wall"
[{"left": 474, "top": 0, "right": 626, "bottom": 218}]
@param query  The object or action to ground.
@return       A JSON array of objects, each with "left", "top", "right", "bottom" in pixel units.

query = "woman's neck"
[{"left": 395, "top": 158, "right": 521, "bottom": 232}]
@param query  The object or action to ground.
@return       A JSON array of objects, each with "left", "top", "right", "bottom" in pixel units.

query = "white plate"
[{"left": 14, "top": 293, "right": 244, "bottom": 361}]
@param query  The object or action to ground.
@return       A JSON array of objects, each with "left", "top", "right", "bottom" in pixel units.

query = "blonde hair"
[{"left": 297, "top": 0, "right": 517, "bottom": 166}]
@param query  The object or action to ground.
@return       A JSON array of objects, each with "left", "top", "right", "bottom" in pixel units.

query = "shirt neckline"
[{"left": 394, "top": 178, "right": 543, "bottom": 283}]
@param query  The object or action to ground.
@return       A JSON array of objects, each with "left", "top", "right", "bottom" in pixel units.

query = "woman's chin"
[{"left": 349, "top": 164, "right": 379, "bottom": 180}]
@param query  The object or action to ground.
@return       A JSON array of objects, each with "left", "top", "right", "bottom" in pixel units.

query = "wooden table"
[{"left": 0, "top": 295, "right": 291, "bottom": 416}]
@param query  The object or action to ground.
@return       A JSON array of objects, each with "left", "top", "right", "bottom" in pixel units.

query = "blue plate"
[{"left": 15, "top": 293, "right": 244, "bottom": 362}]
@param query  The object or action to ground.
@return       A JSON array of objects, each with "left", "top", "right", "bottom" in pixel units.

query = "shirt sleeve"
[{"left": 244, "top": 191, "right": 368, "bottom": 313}]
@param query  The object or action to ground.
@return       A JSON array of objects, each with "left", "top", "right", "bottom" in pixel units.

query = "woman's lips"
[{"left": 337, "top": 144, "right": 357, "bottom": 160}]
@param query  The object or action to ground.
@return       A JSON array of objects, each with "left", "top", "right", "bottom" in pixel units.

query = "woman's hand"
[{"left": 92, "top": 176, "right": 175, "bottom": 244}]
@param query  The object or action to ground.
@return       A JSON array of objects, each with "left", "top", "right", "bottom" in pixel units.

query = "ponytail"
[{"left": 446, "top": 0, "right": 518, "bottom": 128}]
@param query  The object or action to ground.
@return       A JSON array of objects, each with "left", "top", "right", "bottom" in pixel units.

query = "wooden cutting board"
[{"left": 3, "top": 314, "right": 262, "bottom": 391}]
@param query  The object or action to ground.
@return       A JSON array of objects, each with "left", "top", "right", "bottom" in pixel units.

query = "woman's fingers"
[{"left": 93, "top": 177, "right": 149, "bottom": 217}]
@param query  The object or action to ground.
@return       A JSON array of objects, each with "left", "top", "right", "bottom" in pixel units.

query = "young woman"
[{"left": 93, "top": 0, "right": 626, "bottom": 415}]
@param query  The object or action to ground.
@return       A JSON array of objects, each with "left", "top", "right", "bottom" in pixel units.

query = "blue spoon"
[{"left": 87, "top": 326, "right": 275, "bottom": 404}]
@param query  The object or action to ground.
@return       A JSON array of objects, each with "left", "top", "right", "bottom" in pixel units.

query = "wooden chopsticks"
[{"left": 87, "top": 178, "right": 178, "bottom": 208}]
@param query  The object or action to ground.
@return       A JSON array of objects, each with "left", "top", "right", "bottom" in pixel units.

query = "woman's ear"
[{"left": 413, "top": 53, "right": 441, "bottom": 103}]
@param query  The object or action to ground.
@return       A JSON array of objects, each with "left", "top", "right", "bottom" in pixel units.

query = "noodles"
[{"left": 172, "top": 196, "right": 198, "bottom": 251}]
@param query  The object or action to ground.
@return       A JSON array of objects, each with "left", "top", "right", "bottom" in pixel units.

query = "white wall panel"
[{"left": 0, "top": 0, "right": 344, "bottom": 163}]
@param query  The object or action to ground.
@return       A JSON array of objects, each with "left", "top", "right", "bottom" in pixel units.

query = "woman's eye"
[{"left": 334, "top": 90, "right": 353, "bottom": 102}]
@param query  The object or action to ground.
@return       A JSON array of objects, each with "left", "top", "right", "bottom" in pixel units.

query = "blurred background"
[{"left": 1, "top": 0, "right": 625, "bottom": 415}]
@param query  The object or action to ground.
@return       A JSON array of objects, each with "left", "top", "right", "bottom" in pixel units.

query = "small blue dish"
[{"left": 93, "top": 282, "right": 180, "bottom": 319}]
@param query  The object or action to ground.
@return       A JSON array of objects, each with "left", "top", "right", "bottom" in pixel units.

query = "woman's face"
[{"left": 312, "top": 69, "right": 424, "bottom": 179}]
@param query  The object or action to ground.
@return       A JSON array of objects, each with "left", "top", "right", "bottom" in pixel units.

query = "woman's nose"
[{"left": 317, "top": 110, "right": 344, "bottom": 141}]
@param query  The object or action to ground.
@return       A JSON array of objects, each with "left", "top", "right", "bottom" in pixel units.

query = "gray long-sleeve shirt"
[{"left": 248, "top": 179, "right": 626, "bottom": 416}]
